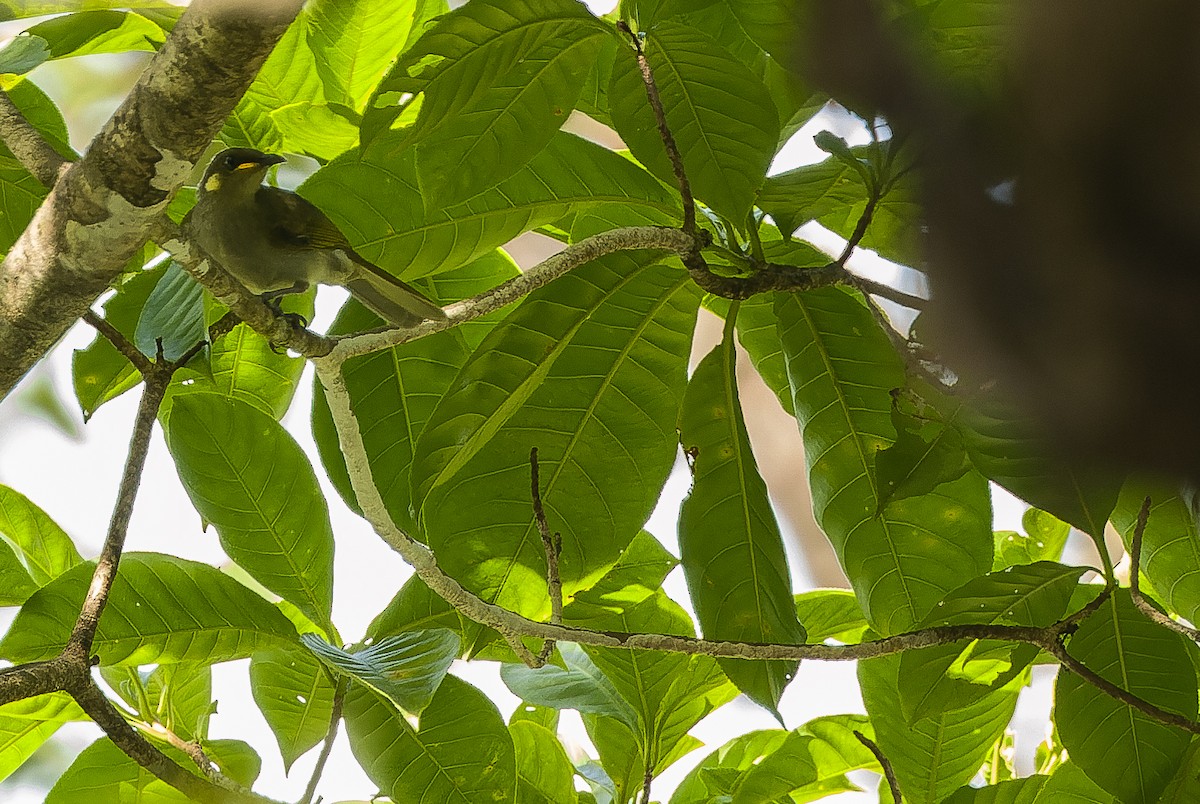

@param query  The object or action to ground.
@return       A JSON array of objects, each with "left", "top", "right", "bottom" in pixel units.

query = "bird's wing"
[{"left": 255, "top": 186, "right": 351, "bottom": 251}]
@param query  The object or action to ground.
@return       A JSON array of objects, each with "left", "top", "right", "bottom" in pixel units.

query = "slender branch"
[
  {"left": 298, "top": 681, "right": 345, "bottom": 804},
  {"left": 617, "top": 21, "right": 695, "bottom": 235},
  {"left": 0, "top": 89, "right": 68, "bottom": 186},
  {"left": 530, "top": 448, "right": 563, "bottom": 665},
  {"left": 836, "top": 191, "right": 880, "bottom": 267},
  {"left": 1130, "top": 496, "right": 1200, "bottom": 641},
  {"left": 639, "top": 766, "right": 653, "bottom": 804},
  {"left": 83, "top": 310, "right": 153, "bottom": 374},
  {"left": 154, "top": 725, "right": 217, "bottom": 777},
  {"left": 855, "top": 731, "right": 902, "bottom": 803}
]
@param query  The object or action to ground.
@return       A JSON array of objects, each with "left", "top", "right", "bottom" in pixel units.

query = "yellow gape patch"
[{"left": 204, "top": 174, "right": 222, "bottom": 192}]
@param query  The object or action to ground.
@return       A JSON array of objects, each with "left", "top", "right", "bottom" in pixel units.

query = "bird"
[{"left": 188, "top": 147, "right": 446, "bottom": 328}]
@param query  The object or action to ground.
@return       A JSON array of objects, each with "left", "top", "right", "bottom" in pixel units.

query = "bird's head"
[{"left": 199, "top": 148, "right": 286, "bottom": 197}]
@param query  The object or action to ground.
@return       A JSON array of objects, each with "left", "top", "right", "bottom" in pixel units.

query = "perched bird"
[{"left": 189, "top": 147, "right": 446, "bottom": 327}]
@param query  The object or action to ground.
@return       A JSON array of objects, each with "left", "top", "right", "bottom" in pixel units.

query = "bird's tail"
[{"left": 344, "top": 258, "right": 447, "bottom": 327}]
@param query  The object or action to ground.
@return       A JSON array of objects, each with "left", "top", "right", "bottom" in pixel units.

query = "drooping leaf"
[
  {"left": 133, "top": 261, "right": 206, "bottom": 362},
  {"left": 872, "top": 387, "right": 971, "bottom": 512},
  {"left": 143, "top": 662, "right": 212, "bottom": 742},
  {"left": 166, "top": 394, "right": 335, "bottom": 629},
  {"left": 303, "top": 629, "right": 459, "bottom": 715},
  {"left": 678, "top": 323, "right": 805, "bottom": 714},
  {"left": 344, "top": 675, "right": 517, "bottom": 803},
  {"left": 0, "top": 553, "right": 295, "bottom": 665},
  {"left": 994, "top": 507, "right": 1071, "bottom": 570},
  {"left": 300, "top": 128, "right": 680, "bottom": 281},
  {"left": 0, "top": 694, "right": 83, "bottom": 783},
  {"left": 250, "top": 646, "right": 336, "bottom": 772},
  {"left": 500, "top": 642, "right": 638, "bottom": 729},
  {"left": 0, "top": 485, "right": 82, "bottom": 586},
  {"left": 1111, "top": 479, "right": 1200, "bottom": 626},
  {"left": 610, "top": 19, "right": 780, "bottom": 223},
  {"left": 861, "top": 651, "right": 1021, "bottom": 803},
  {"left": 1055, "top": 591, "right": 1196, "bottom": 804},
  {"left": 413, "top": 255, "right": 697, "bottom": 643},
  {"left": 510, "top": 720, "right": 578, "bottom": 804},
  {"left": 776, "top": 288, "right": 993, "bottom": 634}
]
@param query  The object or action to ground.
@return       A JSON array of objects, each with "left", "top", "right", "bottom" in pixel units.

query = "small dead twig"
[
  {"left": 530, "top": 448, "right": 564, "bottom": 664},
  {"left": 855, "top": 730, "right": 902, "bottom": 803}
]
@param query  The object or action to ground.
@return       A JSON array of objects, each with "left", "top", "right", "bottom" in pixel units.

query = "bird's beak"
[{"left": 234, "top": 154, "right": 287, "bottom": 171}]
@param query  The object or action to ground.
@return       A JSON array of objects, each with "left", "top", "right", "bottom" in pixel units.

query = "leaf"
[
  {"left": 303, "top": 629, "right": 459, "bottom": 715},
  {"left": 311, "top": 250, "right": 518, "bottom": 528},
  {"left": 610, "top": 19, "right": 780, "bottom": 223},
  {"left": 581, "top": 529, "right": 677, "bottom": 599},
  {"left": 776, "top": 288, "right": 993, "bottom": 634},
  {"left": 669, "top": 730, "right": 791, "bottom": 804},
  {"left": 166, "top": 394, "right": 335, "bottom": 628},
  {"left": 0, "top": 78, "right": 71, "bottom": 257},
  {"left": 1111, "top": 479, "right": 1200, "bottom": 626},
  {"left": 413, "top": 256, "right": 697, "bottom": 642},
  {"left": 307, "top": 0, "right": 425, "bottom": 110},
  {"left": 300, "top": 128, "right": 680, "bottom": 281},
  {"left": 678, "top": 326, "right": 805, "bottom": 714},
  {"left": 134, "top": 262, "right": 206, "bottom": 361},
  {"left": 250, "top": 646, "right": 336, "bottom": 772},
  {"left": 793, "top": 589, "right": 869, "bottom": 644},
  {"left": 0, "top": 537, "right": 35, "bottom": 606},
  {"left": 23, "top": 9, "right": 166, "bottom": 60},
  {"left": 0, "top": 553, "right": 295, "bottom": 665},
  {"left": 510, "top": 720, "right": 577, "bottom": 804},
  {"left": 994, "top": 507, "right": 1071, "bottom": 570},
  {"left": 957, "top": 392, "right": 1121, "bottom": 540},
  {"left": 872, "top": 388, "right": 971, "bottom": 512},
  {"left": 0, "top": 33, "right": 48, "bottom": 73},
  {"left": 500, "top": 642, "right": 638, "bottom": 729},
  {"left": 0, "top": 694, "right": 83, "bottom": 783},
  {"left": 366, "top": 575, "right": 463, "bottom": 642},
  {"left": 0, "top": 485, "right": 82, "bottom": 586},
  {"left": 1159, "top": 738, "right": 1200, "bottom": 804},
  {"left": 143, "top": 662, "right": 212, "bottom": 741},
  {"left": 344, "top": 675, "right": 517, "bottom": 804},
  {"left": 943, "top": 776, "right": 1049, "bottom": 804},
  {"left": 1055, "top": 591, "right": 1197, "bottom": 804},
  {"left": 861, "top": 651, "right": 1021, "bottom": 803},
  {"left": 730, "top": 725, "right": 878, "bottom": 804},
  {"left": 898, "top": 561, "right": 1085, "bottom": 721},
  {"left": 46, "top": 738, "right": 191, "bottom": 803}
]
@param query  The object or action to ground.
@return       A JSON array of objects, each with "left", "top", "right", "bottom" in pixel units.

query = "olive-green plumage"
[{"left": 190, "top": 147, "right": 446, "bottom": 327}]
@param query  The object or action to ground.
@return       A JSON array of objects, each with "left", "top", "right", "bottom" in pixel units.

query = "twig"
[
  {"left": 298, "top": 681, "right": 345, "bottom": 804},
  {"left": 1048, "top": 635, "right": 1200, "bottom": 734},
  {"left": 639, "top": 766, "right": 653, "bottom": 804},
  {"left": 1130, "top": 496, "right": 1200, "bottom": 642},
  {"left": 617, "top": 21, "right": 695, "bottom": 235},
  {"left": 155, "top": 725, "right": 217, "bottom": 777},
  {"left": 836, "top": 192, "right": 880, "bottom": 267},
  {"left": 0, "top": 89, "right": 68, "bottom": 187},
  {"left": 855, "top": 731, "right": 902, "bottom": 803},
  {"left": 83, "top": 310, "right": 153, "bottom": 374},
  {"left": 530, "top": 448, "right": 563, "bottom": 664}
]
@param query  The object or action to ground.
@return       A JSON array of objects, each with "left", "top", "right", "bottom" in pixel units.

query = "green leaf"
[
  {"left": 793, "top": 589, "right": 869, "bottom": 644},
  {"left": 861, "top": 651, "right": 1020, "bottom": 803},
  {"left": 366, "top": 575, "right": 463, "bottom": 641},
  {"left": 994, "top": 507, "right": 1071, "bottom": 570},
  {"left": 373, "top": 0, "right": 607, "bottom": 205},
  {"left": 1159, "top": 738, "right": 1200, "bottom": 804},
  {"left": 0, "top": 78, "right": 71, "bottom": 257},
  {"left": 0, "top": 694, "right": 83, "bottom": 783},
  {"left": 670, "top": 730, "right": 791, "bottom": 803},
  {"left": 0, "top": 33, "right": 49, "bottom": 73},
  {"left": 307, "top": 0, "right": 425, "bottom": 110},
  {"left": 268, "top": 102, "right": 359, "bottom": 161},
  {"left": 581, "top": 529, "right": 677, "bottom": 598},
  {"left": 303, "top": 629, "right": 459, "bottom": 715},
  {"left": 1055, "top": 591, "right": 1197, "bottom": 804},
  {"left": 511, "top": 720, "right": 577, "bottom": 804},
  {"left": 0, "top": 553, "right": 294, "bottom": 665},
  {"left": 344, "top": 675, "right": 517, "bottom": 803},
  {"left": 0, "top": 537, "right": 35, "bottom": 606},
  {"left": 873, "top": 387, "right": 971, "bottom": 512},
  {"left": 897, "top": 561, "right": 1085, "bottom": 721},
  {"left": 166, "top": 394, "right": 335, "bottom": 628},
  {"left": 143, "top": 662, "right": 212, "bottom": 741},
  {"left": 46, "top": 738, "right": 191, "bottom": 803},
  {"left": 730, "top": 724, "right": 878, "bottom": 803},
  {"left": 610, "top": 19, "right": 780, "bottom": 223},
  {"left": 500, "top": 642, "right": 638, "bottom": 729},
  {"left": 250, "top": 646, "right": 336, "bottom": 772},
  {"left": 0, "top": 485, "right": 82, "bottom": 586},
  {"left": 413, "top": 257, "right": 697, "bottom": 640},
  {"left": 776, "top": 288, "right": 993, "bottom": 634},
  {"left": 133, "top": 261, "right": 205, "bottom": 361},
  {"left": 24, "top": 9, "right": 166, "bottom": 60},
  {"left": 311, "top": 250, "right": 518, "bottom": 528},
  {"left": 678, "top": 325, "right": 805, "bottom": 714},
  {"left": 301, "top": 128, "right": 680, "bottom": 281},
  {"left": 944, "top": 776, "right": 1049, "bottom": 804},
  {"left": 1111, "top": 479, "right": 1200, "bottom": 626},
  {"left": 509, "top": 701, "right": 559, "bottom": 731},
  {"left": 957, "top": 394, "right": 1121, "bottom": 540}
]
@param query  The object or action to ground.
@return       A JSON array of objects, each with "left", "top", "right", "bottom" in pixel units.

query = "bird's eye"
[{"left": 224, "top": 154, "right": 238, "bottom": 169}]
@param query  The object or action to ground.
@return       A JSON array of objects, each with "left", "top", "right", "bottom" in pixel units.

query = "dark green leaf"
[
  {"left": 1111, "top": 479, "right": 1200, "bottom": 626},
  {"left": 1055, "top": 591, "right": 1196, "bottom": 804},
  {"left": 344, "top": 675, "right": 516, "bottom": 803},
  {"left": 678, "top": 326, "right": 805, "bottom": 714},
  {"left": 366, "top": 575, "right": 462, "bottom": 642},
  {"left": 873, "top": 387, "right": 971, "bottom": 511},
  {"left": 0, "top": 553, "right": 294, "bottom": 665},
  {"left": 166, "top": 394, "right": 335, "bottom": 628},
  {"left": 776, "top": 288, "right": 993, "bottom": 634},
  {"left": 303, "top": 629, "right": 458, "bottom": 715},
  {"left": 0, "top": 79, "right": 71, "bottom": 257},
  {"left": 0, "top": 33, "right": 49, "bottom": 73},
  {"left": 500, "top": 642, "right": 638, "bottom": 729},
  {"left": 134, "top": 262, "right": 205, "bottom": 361},
  {"left": 610, "top": 19, "right": 780, "bottom": 223},
  {"left": 250, "top": 646, "right": 336, "bottom": 771},
  {"left": 1159, "top": 738, "right": 1200, "bottom": 804}
]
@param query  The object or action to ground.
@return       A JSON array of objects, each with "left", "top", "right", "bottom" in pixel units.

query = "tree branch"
[
  {"left": 83, "top": 310, "right": 153, "bottom": 375},
  {"left": 1129, "top": 496, "right": 1200, "bottom": 642},
  {"left": 530, "top": 447, "right": 563, "bottom": 665},
  {"left": 0, "top": 88, "right": 68, "bottom": 186},
  {"left": 855, "top": 731, "right": 901, "bottom": 803},
  {"left": 298, "top": 680, "right": 345, "bottom": 804},
  {"left": 0, "top": 0, "right": 305, "bottom": 401}
]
